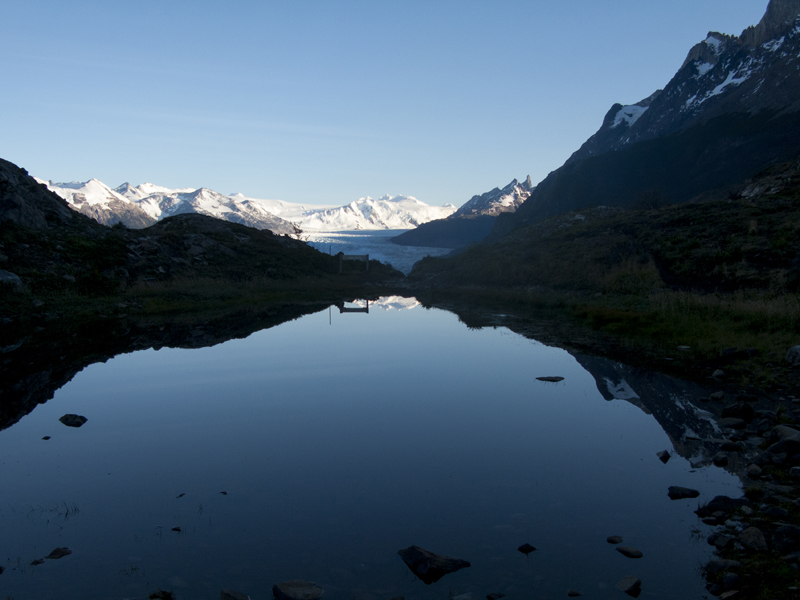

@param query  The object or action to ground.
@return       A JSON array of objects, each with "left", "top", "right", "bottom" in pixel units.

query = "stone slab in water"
[
  {"left": 273, "top": 580, "right": 323, "bottom": 600},
  {"left": 397, "top": 545, "right": 470, "bottom": 584},
  {"left": 668, "top": 486, "right": 700, "bottom": 500}
]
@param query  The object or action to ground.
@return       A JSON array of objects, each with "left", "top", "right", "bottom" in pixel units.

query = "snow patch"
[
  {"left": 763, "top": 36, "right": 785, "bottom": 52},
  {"left": 696, "top": 62, "right": 714, "bottom": 77},
  {"left": 705, "top": 35, "right": 722, "bottom": 53},
  {"left": 612, "top": 104, "right": 648, "bottom": 128}
]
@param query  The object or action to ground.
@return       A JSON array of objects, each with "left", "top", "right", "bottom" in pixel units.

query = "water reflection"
[{"left": 0, "top": 297, "right": 741, "bottom": 600}]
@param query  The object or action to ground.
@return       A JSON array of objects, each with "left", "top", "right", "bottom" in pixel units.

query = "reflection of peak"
[{"left": 573, "top": 353, "right": 720, "bottom": 465}]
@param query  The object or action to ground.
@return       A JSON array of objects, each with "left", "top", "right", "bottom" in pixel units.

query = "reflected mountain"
[
  {"left": 0, "top": 302, "right": 333, "bottom": 432},
  {"left": 417, "top": 295, "right": 746, "bottom": 469},
  {"left": 3, "top": 294, "right": 740, "bottom": 473}
]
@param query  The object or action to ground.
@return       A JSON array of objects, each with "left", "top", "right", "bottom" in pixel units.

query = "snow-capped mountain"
[
  {"left": 37, "top": 178, "right": 456, "bottom": 234},
  {"left": 499, "top": 0, "right": 800, "bottom": 232},
  {"left": 452, "top": 176, "right": 534, "bottom": 217},
  {"left": 391, "top": 177, "right": 533, "bottom": 249},
  {"left": 568, "top": 0, "right": 800, "bottom": 165}
]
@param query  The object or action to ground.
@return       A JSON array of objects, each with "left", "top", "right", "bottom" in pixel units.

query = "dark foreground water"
[{"left": 0, "top": 298, "right": 739, "bottom": 599}]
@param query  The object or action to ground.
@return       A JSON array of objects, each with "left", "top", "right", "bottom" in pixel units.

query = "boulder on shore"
[{"left": 397, "top": 545, "right": 470, "bottom": 584}]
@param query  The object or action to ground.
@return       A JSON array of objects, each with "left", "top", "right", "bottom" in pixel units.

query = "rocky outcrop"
[{"left": 0, "top": 158, "right": 76, "bottom": 230}]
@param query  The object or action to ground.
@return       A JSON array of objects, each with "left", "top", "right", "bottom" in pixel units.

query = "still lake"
[{"left": 0, "top": 298, "right": 739, "bottom": 599}]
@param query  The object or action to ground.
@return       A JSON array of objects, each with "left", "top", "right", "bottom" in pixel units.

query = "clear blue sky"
[{"left": 0, "top": 1, "right": 769, "bottom": 206}]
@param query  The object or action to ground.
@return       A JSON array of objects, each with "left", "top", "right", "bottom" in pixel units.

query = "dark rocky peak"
[
  {"left": 740, "top": 0, "right": 800, "bottom": 47},
  {"left": 680, "top": 32, "right": 732, "bottom": 71}
]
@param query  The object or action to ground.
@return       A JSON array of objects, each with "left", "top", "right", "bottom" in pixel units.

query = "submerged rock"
[
  {"left": 617, "top": 576, "right": 641, "bottom": 597},
  {"left": 616, "top": 546, "right": 643, "bottom": 559},
  {"left": 30, "top": 558, "right": 44, "bottom": 566},
  {"left": 536, "top": 376, "right": 564, "bottom": 383},
  {"left": 59, "top": 414, "right": 87, "bottom": 428},
  {"left": 607, "top": 536, "right": 623, "bottom": 544},
  {"left": 272, "top": 580, "right": 323, "bottom": 600},
  {"left": 397, "top": 545, "right": 470, "bottom": 584},
  {"left": 45, "top": 547, "right": 72, "bottom": 559},
  {"left": 517, "top": 543, "right": 537, "bottom": 554},
  {"left": 221, "top": 590, "right": 251, "bottom": 600},
  {"left": 567, "top": 589, "right": 582, "bottom": 597},
  {"left": 656, "top": 450, "right": 670, "bottom": 464},
  {"left": 668, "top": 486, "right": 700, "bottom": 500}
]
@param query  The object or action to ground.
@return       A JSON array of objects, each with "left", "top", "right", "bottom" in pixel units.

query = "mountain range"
[{"left": 38, "top": 177, "right": 457, "bottom": 234}]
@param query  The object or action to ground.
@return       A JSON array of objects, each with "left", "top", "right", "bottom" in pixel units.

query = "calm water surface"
[{"left": 0, "top": 299, "right": 739, "bottom": 599}]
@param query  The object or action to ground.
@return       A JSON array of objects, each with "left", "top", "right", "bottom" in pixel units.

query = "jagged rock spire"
[{"left": 740, "top": 0, "right": 800, "bottom": 46}]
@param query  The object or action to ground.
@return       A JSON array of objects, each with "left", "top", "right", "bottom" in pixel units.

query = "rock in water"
[
  {"left": 59, "top": 414, "right": 87, "bottom": 428},
  {"left": 221, "top": 591, "right": 251, "bottom": 600},
  {"left": 517, "top": 543, "right": 537, "bottom": 554},
  {"left": 656, "top": 450, "right": 670, "bottom": 464},
  {"left": 668, "top": 486, "right": 700, "bottom": 500},
  {"left": 272, "top": 580, "right": 323, "bottom": 600},
  {"left": 606, "top": 536, "right": 623, "bottom": 544},
  {"left": 45, "top": 547, "right": 72, "bottom": 559},
  {"left": 617, "top": 576, "right": 641, "bottom": 598},
  {"left": 536, "top": 376, "right": 564, "bottom": 383},
  {"left": 397, "top": 545, "right": 470, "bottom": 584},
  {"left": 616, "top": 546, "right": 643, "bottom": 559}
]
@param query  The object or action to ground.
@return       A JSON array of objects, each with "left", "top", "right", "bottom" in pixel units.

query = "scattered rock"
[
  {"left": 0, "top": 269, "right": 23, "bottom": 291},
  {"left": 567, "top": 589, "right": 581, "bottom": 597},
  {"left": 706, "top": 559, "right": 742, "bottom": 574},
  {"left": 272, "top": 580, "right": 324, "bottom": 600},
  {"left": 719, "top": 418, "right": 746, "bottom": 430},
  {"left": 607, "top": 536, "right": 623, "bottom": 544},
  {"left": 616, "top": 576, "right": 641, "bottom": 598},
  {"left": 149, "top": 590, "right": 175, "bottom": 600},
  {"left": 712, "top": 369, "right": 725, "bottom": 378},
  {"left": 740, "top": 527, "right": 768, "bottom": 552},
  {"left": 791, "top": 466, "right": 800, "bottom": 479},
  {"left": 616, "top": 546, "right": 643, "bottom": 559},
  {"left": 773, "top": 525, "right": 800, "bottom": 554},
  {"left": 536, "top": 376, "right": 564, "bottom": 383},
  {"left": 397, "top": 546, "right": 470, "bottom": 584},
  {"left": 787, "top": 346, "right": 800, "bottom": 366},
  {"left": 668, "top": 486, "right": 700, "bottom": 500},
  {"left": 722, "top": 572, "right": 742, "bottom": 590},
  {"left": 486, "top": 594, "right": 506, "bottom": 600},
  {"left": 711, "top": 391, "right": 725, "bottom": 401},
  {"left": 708, "top": 534, "right": 734, "bottom": 549},
  {"left": 220, "top": 491, "right": 228, "bottom": 495},
  {"left": 696, "top": 495, "right": 749, "bottom": 517},
  {"left": 45, "top": 547, "right": 71, "bottom": 559},
  {"left": 221, "top": 591, "right": 251, "bottom": 600},
  {"left": 656, "top": 450, "right": 670, "bottom": 464},
  {"left": 713, "top": 452, "right": 729, "bottom": 466},
  {"left": 171, "top": 526, "right": 181, "bottom": 532},
  {"left": 42, "top": 436, "right": 51, "bottom": 440},
  {"left": 517, "top": 543, "right": 537, "bottom": 554},
  {"left": 30, "top": 558, "right": 44, "bottom": 566},
  {"left": 719, "top": 591, "right": 740, "bottom": 599},
  {"left": 176, "top": 493, "right": 185, "bottom": 498},
  {"left": 721, "top": 441, "right": 742, "bottom": 452},
  {"left": 765, "top": 506, "right": 789, "bottom": 519},
  {"left": 59, "top": 414, "right": 87, "bottom": 428}
]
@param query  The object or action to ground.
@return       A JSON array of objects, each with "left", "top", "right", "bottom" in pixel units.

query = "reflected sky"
[{"left": 0, "top": 301, "right": 739, "bottom": 599}]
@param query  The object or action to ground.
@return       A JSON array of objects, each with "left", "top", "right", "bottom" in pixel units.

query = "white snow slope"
[{"left": 37, "top": 178, "right": 456, "bottom": 233}]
